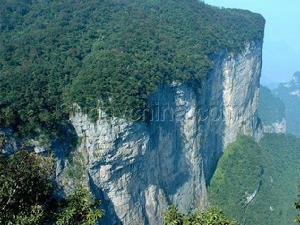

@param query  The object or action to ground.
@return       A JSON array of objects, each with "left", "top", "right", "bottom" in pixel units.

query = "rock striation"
[{"left": 57, "top": 41, "right": 263, "bottom": 225}]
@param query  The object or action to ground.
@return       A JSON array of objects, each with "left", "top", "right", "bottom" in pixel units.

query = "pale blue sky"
[{"left": 204, "top": 0, "right": 300, "bottom": 86}]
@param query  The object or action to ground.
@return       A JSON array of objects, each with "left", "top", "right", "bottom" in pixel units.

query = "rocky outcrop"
[
  {"left": 0, "top": 129, "right": 18, "bottom": 155},
  {"left": 57, "top": 41, "right": 263, "bottom": 225},
  {"left": 262, "top": 119, "right": 286, "bottom": 134},
  {"left": 275, "top": 72, "right": 300, "bottom": 136}
]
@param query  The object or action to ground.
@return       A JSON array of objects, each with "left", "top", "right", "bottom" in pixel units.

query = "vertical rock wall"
[{"left": 58, "top": 41, "right": 263, "bottom": 225}]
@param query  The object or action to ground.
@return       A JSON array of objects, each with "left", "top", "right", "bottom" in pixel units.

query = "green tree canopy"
[
  {"left": 163, "top": 205, "right": 236, "bottom": 225},
  {"left": 0, "top": 151, "right": 103, "bottom": 225},
  {"left": 0, "top": 0, "right": 265, "bottom": 138}
]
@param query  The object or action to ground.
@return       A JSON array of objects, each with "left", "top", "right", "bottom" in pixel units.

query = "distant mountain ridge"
[
  {"left": 258, "top": 86, "right": 286, "bottom": 133},
  {"left": 258, "top": 72, "right": 300, "bottom": 136},
  {"left": 275, "top": 71, "right": 300, "bottom": 136}
]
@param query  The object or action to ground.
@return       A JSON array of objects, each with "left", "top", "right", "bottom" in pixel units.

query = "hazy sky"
[{"left": 204, "top": 0, "right": 300, "bottom": 86}]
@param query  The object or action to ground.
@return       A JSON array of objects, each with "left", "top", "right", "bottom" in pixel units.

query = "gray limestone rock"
[{"left": 57, "top": 41, "right": 263, "bottom": 225}]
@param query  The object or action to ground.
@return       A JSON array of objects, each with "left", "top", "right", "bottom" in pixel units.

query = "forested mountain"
[
  {"left": 0, "top": 0, "right": 264, "bottom": 139},
  {"left": 258, "top": 86, "right": 285, "bottom": 126},
  {"left": 209, "top": 134, "right": 300, "bottom": 225}
]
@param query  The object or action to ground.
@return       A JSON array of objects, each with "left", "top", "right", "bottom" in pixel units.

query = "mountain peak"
[{"left": 292, "top": 71, "right": 300, "bottom": 82}]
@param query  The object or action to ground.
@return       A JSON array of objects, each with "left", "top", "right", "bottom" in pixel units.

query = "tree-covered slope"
[
  {"left": 209, "top": 134, "right": 300, "bottom": 225},
  {"left": 258, "top": 86, "right": 285, "bottom": 125},
  {"left": 0, "top": 0, "right": 265, "bottom": 138}
]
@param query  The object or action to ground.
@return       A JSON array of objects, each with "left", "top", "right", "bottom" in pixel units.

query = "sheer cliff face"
[{"left": 59, "top": 41, "right": 263, "bottom": 225}]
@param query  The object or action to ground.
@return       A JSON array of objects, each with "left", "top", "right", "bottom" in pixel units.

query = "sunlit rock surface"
[{"left": 57, "top": 41, "right": 263, "bottom": 225}]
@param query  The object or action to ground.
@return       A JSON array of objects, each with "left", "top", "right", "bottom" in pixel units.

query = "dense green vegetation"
[
  {"left": 54, "top": 188, "right": 103, "bottom": 225},
  {"left": 0, "top": 0, "right": 265, "bottom": 138},
  {"left": 0, "top": 151, "right": 103, "bottom": 225},
  {"left": 163, "top": 205, "right": 236, "bottom": 225},
  {"left": 209, "top": 134, "right": 300, "bottom": 225},
  {"left": 209, "top": 136, "right": 263, "bottom": 223},
  {"left": 258, "top": 86, "right": 285, "bottom": 125}
]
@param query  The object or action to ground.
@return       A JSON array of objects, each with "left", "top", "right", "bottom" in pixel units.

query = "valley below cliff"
[{"left": 6, "top": 1, "right": 299, "bottom": 225}]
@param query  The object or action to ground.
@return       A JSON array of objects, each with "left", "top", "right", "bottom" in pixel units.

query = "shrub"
[
  {"left": 0, "top": 151, "right": 103, "bottom": 225},
  {"left": 163, "top": 205, "right": 236, "bottom": 225}
]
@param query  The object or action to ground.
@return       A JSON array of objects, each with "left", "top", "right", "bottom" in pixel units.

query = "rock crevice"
[{"left": 58, "top": 41, "right": 263, "bottom": 225}]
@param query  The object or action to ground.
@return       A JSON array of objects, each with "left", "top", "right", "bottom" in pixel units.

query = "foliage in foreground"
[
  {"left": 0, "top": 151, "right": 103, "bottom": 225},
  {"left": 163, "top": 205, "right": 236, "bottom": 225},
  {"left": 55, "top": 188, "right": 103, "bottom": 225}
]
